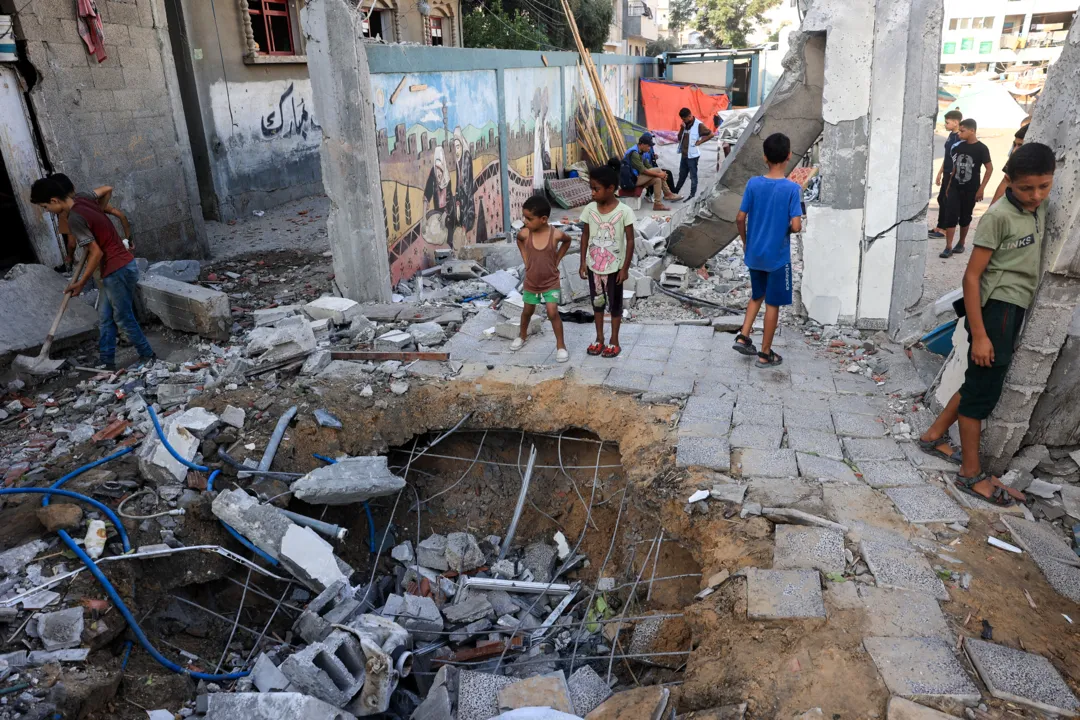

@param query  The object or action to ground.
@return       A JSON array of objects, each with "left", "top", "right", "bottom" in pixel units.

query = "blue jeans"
[
  {"left": 99, "top": 260, "right": 153, "bottom": 365},
  {"left": 675, "top": 155, "right": 699, "bottom": 197}
]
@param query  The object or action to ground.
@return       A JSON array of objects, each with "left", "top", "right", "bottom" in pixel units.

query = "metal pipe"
[
  {"left": 279, "top": 509, "right": 348, "bottom": 541},
  {"left": 461, "top": 577, "right": 574, "bottom": 595},
  {"left": 217, "top": 448, "right": 304, "bottom": 479},
  {"left": 259, "top": 406, "right": 298, "bottom": 472},
  {"left": 499, "top": 445, "right": 536, "bottom": 562},
  {"left": 646, "top": 530, "right": 664, "bottom": 603}
]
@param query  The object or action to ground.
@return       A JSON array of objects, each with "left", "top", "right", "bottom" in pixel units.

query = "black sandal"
[
  {"left": 754, "top": 350, "right": 783, "bottom": 368},
  {"left": 732, "top": 333, "right": 757, "bottom": 356},
  {"left": 954, "top": 473, "right": 1020, "bottom": 507},
  {"left": 917, "top": 437, "right": 962, "bottom": 464}
]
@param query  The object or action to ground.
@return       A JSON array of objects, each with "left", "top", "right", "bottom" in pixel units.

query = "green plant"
[{"left": 696, "top": 0, "right": 780, "bottom": 48}]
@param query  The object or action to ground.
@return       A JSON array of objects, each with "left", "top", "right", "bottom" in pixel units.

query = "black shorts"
[
  {"left": 939, "top": 187, "right": 977, "bottom": 229},
  {"left": 587, "top": 270, "right": 623, "bottom": 317},
  {"left": 935, "top": 186, "right": 949, "bottom": 229},
  {"left": 958, "top": 300, "right": 1026, "bottom": 420}
]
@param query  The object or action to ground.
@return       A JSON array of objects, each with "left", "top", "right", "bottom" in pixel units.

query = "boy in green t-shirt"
[{"left": 918, "top": 142, "right": 1056, "bottom": 506}]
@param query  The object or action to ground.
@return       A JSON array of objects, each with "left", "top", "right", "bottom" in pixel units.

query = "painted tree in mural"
[
  {"left": 392, "top": 186, "right": 400, "bottom": 233},
  {"left": 696, "top": 0, "right": 780, "bottom": 48}
]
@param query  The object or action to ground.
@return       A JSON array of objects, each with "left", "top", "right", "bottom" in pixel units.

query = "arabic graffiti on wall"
[{"left": 260, "top": 82, "right": 321, "bottom": 139}]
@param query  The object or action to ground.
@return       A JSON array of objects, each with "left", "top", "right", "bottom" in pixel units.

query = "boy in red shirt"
[{"left": 32, "top": 175, "right": 154, "bottom": 370}]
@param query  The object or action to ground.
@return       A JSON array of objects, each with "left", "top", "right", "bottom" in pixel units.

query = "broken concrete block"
[
  {"left": 300, "top": 350, "right": 332, "bottom": 377},
  {"left": 416, "top": 534, "right": 450, "bottom": 571},
  {"left": 220, "top": 405, "right": 246, "bottom": 429},
  {"left": 440, "top": 260, "right": 485, "bottom": 280},
  {"left": 637, "top": 255, "right": 664, "bottom": 280},
  {"left": 309, "top": 318, "right": 331, "bottom": 341},
  {"left": 137, "top": 414, "right": 199, "bottom": 485},
  {"left": 173, "top": 407, "right": 219, "bottom": 438},
  {"left": 523, "top": 542, "right": 557, "bottom": 583},
  {"left": 412, "top": 684, "right": 452, "bottom": 720},
  {"left": 559, "top": 253, "right": 590, "bottom": 301},
  {"left": 290, "top": 456, "right": 406, "bottom": 505},
  {"left": 0, "top": 264, "right": 99, "bottom": 365},
  {"left": 253, "top": 305, "right": 301, "bottom": 327},
  {"left": 382, "top": 594, "right": 443, "bottom": 641},
  {"left": 445, "top": 532, "right": 485, "bottom": 572},
  {"left": 34, "top": 607, "right": 83, "bottom": 651},
  {"left": 279, "top": 629, "right": 366, "bottom": 707},
  {"left": 457, "top": 670, "right": 517, "bottom": 720},
  {"left": 137, "top": 275, "right": 230, "bottom": 341},
  {"left": 410, "top": 321, "right": 446, "bottom": 346},
  {"left": 279, "top": 524, "right": 348, "bottom": 592},
  {"left": 636, "top": 216, "right": 661, "bottom": 240},
  {"left": 499, "top": 672, "right": 574, "bottom": 713},
  {"left": 495, "top": 316, "right": 540, "bottom": 340},
  {"left": 147, "top": 260, "right": 201, "bottom": 284},
  {"left": 304, "top": 296, "right": 361, "bottom": 325},
  {"left": 293, "top": 580, "right": 363, "bottom": 644},
  {"left": 443, "top": 596, "right": 494, "bottom": 624},
  {"left": 249, "top": 653, "right": 290, "bottom": 693},
  {"left": 391, "top": 541, "right": 414, "bottom": 564},
  {"left": 584, "top": 686, "right": 669, "bottom": 720},
  {"left": 660, "top": 264, "right": 690, "bottom": 290},
  {"left": 211, "top": 489, "right": 294, "bottom": 561},
  {"left": 482, "top": 270, "right": 520, "bottom": 297},
  {"left": 245, "top": 322, "right": 317, "bottom": 363},
  {"left": 375, "top": 330, "right": 413, "bottom": 351},
  {"left": 568, "top": 666, "right": 614, "bottom": 716}
]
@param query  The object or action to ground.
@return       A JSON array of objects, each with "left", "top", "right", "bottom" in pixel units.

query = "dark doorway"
[
  {"left": 0, "top": 152, "right": 36, "bottom": 272},
  {"left": 731, "top": 61, "right": 750, "bottom": 107}
]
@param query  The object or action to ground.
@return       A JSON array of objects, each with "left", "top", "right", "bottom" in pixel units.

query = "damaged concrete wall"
[
  {"left": 982, "top": 23, "right": 1080, "bottom": 472},
  {"left": 1025, "top": 306, "right": 1080, "bottom": 446},
  {"left": 4, "top": 0, "right": 208, "bottom": 261},
  {"left": 163, "top": 0, "right": 323, "bottom": 222}
]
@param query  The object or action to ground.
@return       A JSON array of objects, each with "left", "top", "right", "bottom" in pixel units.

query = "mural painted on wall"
[
  {"left": 372, "top": 70, "right": 502, "bottom": 284},
  {"left": 504, "top": 67, "right": 563, "bottom": 223},
  {"left": 563, "top": 63, "right": 644, "bottom": 167}
]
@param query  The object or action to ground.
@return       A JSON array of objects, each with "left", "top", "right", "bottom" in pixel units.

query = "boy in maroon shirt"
[{"left": 32, "top": 175, "right": 154, "bottom": 370}]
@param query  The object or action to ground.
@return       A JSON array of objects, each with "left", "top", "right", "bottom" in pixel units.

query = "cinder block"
[
  {"left": 1004, "top": 347, "right": 1059, "bottom": 388},
  {"left": 990, "top": 384, "right": 1043, "bottom": 424},
  {"left": 277, "top": 631, "right": 367, "bottom": 708},
  {"left": 137, "top": 275, "right": 231, "bottom": 340},
  {"left": 1021, "top": 303, "right": 1073, "bottom": 349},
  {"left": 293, "top": 580, "right": 363, "bottom": 644}
]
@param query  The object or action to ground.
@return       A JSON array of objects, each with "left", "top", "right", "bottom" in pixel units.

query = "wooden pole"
[{"left": 558, "top": 0, "right": 626, "bottom": 158}]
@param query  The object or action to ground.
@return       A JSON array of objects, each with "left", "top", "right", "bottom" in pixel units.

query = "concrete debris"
[
  {"left": 314, "top": 408, "right": 343, "bottom": 429},
  {"left": 279, "top": 524, "right": 349, "bottom": 592},
  {"left": 409, "top": 321, "right": 447, "bottom": 346},
  {"left": 246, "top": 321, "right": 318, "bottom": 362},
  {"left": 376, "top": 330, "right": 414, "bottom": 350},
  {"left": 35, "top": 504, "right": 83, "bottom": 532},
  {"left": 301, "top": 350, "right": 333, "bottom": 376},
  {"left": 584, "top": 686, "right": 669, "bottom": 720},
  {"left": 291, "top": 456, "right": 406, "bottom": 505},
  {"left": 137, "top": 275, "right": 231, "bottom": 340},
  {"left": 250, "top": 653, "right": 291, "bottom": 693},
  {"left": 416, "top": 534, "right": 451, "bottom": 571},
  {"left": 205, "top": 692, "right": 358, "bottom": 720},
  {"left": 137, "top": 413, "right": 200, "bottom": 485},
  {"left": 381, "top": 594, "right": 443, "bottom": 641},
  {"left": 33, "top": 607, "right": 84, "bottom": 651},
  {"left": 254, "top": 305, "right": 302, "bottom": 327},
  {"left": 0, "top": 264, "right": 99, "bottom": 364},
  {"left": 304, "top": 296, "right": 362, "bottom": 325},
  {"left": 221, "top": 405, "right": 246, "bottom": 429},
  {"left": 147, "top": 259, "right": 201, "bottom": 284},
  {"left": 498, "top": 672, "right": 574, "bottom": 713},
  {"left": 445, "top": 532, "right": 486, "bottom": 572},
  {"left": 173, "top": 406, "right": 220, "bottom": 437}
]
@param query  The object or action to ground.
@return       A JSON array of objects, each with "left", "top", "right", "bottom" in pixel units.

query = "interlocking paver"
[
  {"left": 898, "top": 442, "right": 959, "bottom": 472},
  {"left": 863, "top": 637, "right": 980, "bottom": 703},
  {"left": 782, "top": 391, "right": 832, "bottom": 411},
  {"left": 786, "top": 428, "right": 843, "bottom": 459},
  {"left": 964, "top": 639, "right": 1080, "bottom": 716},
  {"left": 729, "top": 423, "right": 784, "bottom": 451},
  {"left": 855, "top": 586, "right": 952, "bottom": 641},
  {"left": 674, "top": 325, "right": 714, "bottom": 350},
  {"left": 746, "top": 568, "right": 825, "bottom": 619},
  {"left": 678, "top": 419, "right": 731, "bottom": 438},
  {"left": 857, "top": 461, "right": 926, "bottom": 488},
  {"left": 676, "top": 436, "right": 731, "bottom": 471},
  {"left": 747, "top": 477, "right": 825, "bottom": 515},
  {"left": 602, "top": 370, "right": 652, "bottom": 394},
  {"left": 829, "top": 394, "right": 889, "bottom": 416},
  {"left": 843, "top": 438, "right": 905, "bottom": 461},
  {"left": 832, "top": 411, "right": 888, "bottom": 438},
  {"left": 860, "top": 540, "right": 949, "bottom": 600},
  {"left": 683, "top": 395, "right": 735, "bottom": 422},
  {"left": 733, "top": 402, "right": 784, "bottom": 428},
  {"left": 884, "top": 486, "right": 968, "bottom": 524},
  {"left": 772, "top": 525, "right": 845, "bottom": 574},
  {"left": 783, "top": 408, "right": 835, "bottom": 433},
  {"left": 692, "top": 378, "right": 733, "bottom": 398},
  {"left": 732, "top": 448, "right": 798, "bottom": 478},
  {"left": 628, "top": 345, "right": 670, "bottom": 362},
  {"left": 796, "top": 453, "right": 858, "bottom": 483},
  {"left": 637, "top": 325, "right": 679, "bottom": 347},
  {"left": 646, "top": 374, "right": 695, "bottom": 397}
]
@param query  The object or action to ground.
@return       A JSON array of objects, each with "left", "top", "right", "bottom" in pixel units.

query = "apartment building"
[{"left": 941, "top": 0, "right": 1076, "bottom": 71}]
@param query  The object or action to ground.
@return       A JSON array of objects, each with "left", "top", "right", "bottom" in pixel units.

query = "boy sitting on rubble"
[
  {"left": 731, "top": 133, "right": 803, "bottom": 368},
  {"left": 31, "top": 175, "right": 155, "bottom": 371},
  {"left": 512, "top": 195, "right": 572, "bottom": 363},
  {"left": 918, "top": 142, "right": 1056, "bottom": 506}
]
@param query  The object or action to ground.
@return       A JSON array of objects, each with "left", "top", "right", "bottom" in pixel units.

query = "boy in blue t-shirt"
[{"left": 731, "top": 133, "right": 803, "bottom": 368}]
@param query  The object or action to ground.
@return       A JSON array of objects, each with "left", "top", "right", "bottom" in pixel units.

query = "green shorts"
[
  {"left": 958, "top": 299, "right": 1026, "bottom": 420},
  {"left": 523, "top": 289, "right": 561, "bottom": 305}
]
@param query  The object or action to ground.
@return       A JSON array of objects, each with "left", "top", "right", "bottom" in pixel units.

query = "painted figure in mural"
[
  {"left": 423, "top": 146, "right": 456, "bottom": 247},
  {"left": 531, "top": 86, "right": 552, "bottom": 193},
  {"left": 452, "top": 129, "right": 476, "bottom": 236}
]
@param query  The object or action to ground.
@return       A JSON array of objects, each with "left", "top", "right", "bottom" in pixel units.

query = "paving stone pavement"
[
  {"left": 963, "top": 638, "right": 1080, "bottom": 716},
  {"left": 429, "top": 320, "right": 1074, "bottom": 711}
]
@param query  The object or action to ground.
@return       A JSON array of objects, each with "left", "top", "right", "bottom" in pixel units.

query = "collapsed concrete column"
[{"left": 301, "top": 0, "right": 393, "bottom": 303}]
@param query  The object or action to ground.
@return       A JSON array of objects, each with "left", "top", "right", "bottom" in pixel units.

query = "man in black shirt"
[
  {"left": 931, "top": 109, "right": 963, "bottom": 240},
  {"left": 939, "top": 118, "right": 992, "bottom": 258}
]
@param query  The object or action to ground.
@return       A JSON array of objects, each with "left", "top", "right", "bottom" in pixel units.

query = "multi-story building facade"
[
  {"left": 606, "top": 0, "right": 657, "bottom": 55},
  {"left": 940, "top": 0, "right": 1076, "bottom": 72}
]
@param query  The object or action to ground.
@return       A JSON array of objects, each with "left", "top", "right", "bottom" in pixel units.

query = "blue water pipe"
[{"left": 313, "top": 454, "right": 376, "bottom": 553}]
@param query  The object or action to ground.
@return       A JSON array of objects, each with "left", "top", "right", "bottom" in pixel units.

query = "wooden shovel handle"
[{"left": 40, "top": 254, "right": 89, "bottom": 357}]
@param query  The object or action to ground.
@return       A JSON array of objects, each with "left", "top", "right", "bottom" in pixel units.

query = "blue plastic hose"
[{"left": 313, "top": 454, "right": 376, "bottom": 553}]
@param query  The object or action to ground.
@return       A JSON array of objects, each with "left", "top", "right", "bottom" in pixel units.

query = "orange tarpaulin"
[{"left": 640, "top": 79, "right": 729, "bottom": 132}]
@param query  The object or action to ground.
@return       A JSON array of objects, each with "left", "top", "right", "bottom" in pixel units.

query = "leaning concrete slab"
[
  {"left": 205, "top": 692, "right": 358, "bottom": 720},
  {"left": 772, "top": 525, "right": 845, "bottom": 574},
  {"left": 301, "top": 0, "right": 392, "bottom": 303},
  {"left": 863, "top": 637, "right": 980, "bottom": 704},
  {"left": 137, "top": 275, "right": 230, "bottom": 341},
  {"left": 290, "top": 456, "right": 406, "bottom": 505},
  {"left": 211, "top": 489, "right": 294, "bottom": 561},
  {"left": 745, "top": 568, "right": 826, "bottom": 619},
  {"left": 963, "top": 638, "right": 1080, "bottom": 716},
  {"left": 884, "top": 486, "right": 968, "bottom": 525},
  {"left": 855, "top": 586, "right": 952, "bottom": 642},
  {"left": 886, "top": 697, "right": 963, "bottom": 720},
  {"left": 1000, "top": 516, "right": 1077, "bottom": 565},
  {"left": 0, "top": 264, "right": 98, "bottom": 366},
  {"left": 860, "top": 540, "right": 948, "bottom": 600}
]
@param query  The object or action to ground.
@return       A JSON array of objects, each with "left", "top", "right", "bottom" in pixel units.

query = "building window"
[
  {"left": 949, "top": 18, "right": 958, "bottom": 30},
  {"left": 430, "top": 16, "right": 444, "bottom": 45},
  {"left": 363, "top": 10, "right": 394, "bottom": 41},
  {"left": 960, "top": 18, "right": 970, "bottom": 29},
  {"left": 943, "top": 41, "right": 956, "bottom": 54},
  {"left": 248, "top": 0, "right": 294, "bottom": 55},
  {"left": 960, "top": 36, "right": 974, "bottom": 50}
]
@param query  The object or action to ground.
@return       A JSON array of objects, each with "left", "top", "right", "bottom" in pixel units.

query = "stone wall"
[{"left": 5, "top": 0, "right": 207, "bottom": 260}]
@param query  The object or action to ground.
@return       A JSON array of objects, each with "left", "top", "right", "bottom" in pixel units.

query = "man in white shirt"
[{"left": 674, "top": 107, "right": 714, "bottom": 200}]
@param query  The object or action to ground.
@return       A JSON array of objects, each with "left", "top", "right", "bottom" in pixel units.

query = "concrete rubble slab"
[
  {"left": 886, "top": 697, "right": 961, "bottom": 720},
  {"left": 147, "top": 259, "right": 200, "bottom": 284},
  {"left": 445, "top": 532, "right": 486, "bottom": 572},
  {"left": 733, "top": 448, "right": 799, "bottom": 478},
  {"left": 253, "top": 305, "right": 301, "bottom": 327},
  {"left": 280, "top": 524, "right": 349, "bottom": 592},
  {"left": 964, "top": 638, "right": 1080, "bottom": 716},
  {"left": 857, "top": 461, "right": 925, "bottom": 488},
  {"left": 745, "top": 568, "right": 826, "bottom": 619},
  {"left": 303, "top": 295, "right": 361, "bottom": 324},
  {"left": 772, "top": 526, "right": 845, "bottom": 574},
  {"left": 884, "top": 486, "right": 968, "bottom": 525},
  {"left": 498, "top": 672, "right": 574, "bottom": 713},
  {"left": 0, "top": 264, "right": 99, "bottom": 365},
  {"left": 137, "top": 414, "right": 199, "bottom": 485},
  {"left": 729, "top": 423, "right": 784, "bottom": 451},
  {"left": 34, "top": 607, "right": 84, "bottom": 651},
  {"left": 290, "top": 456, "right": 406, "bottom": 505},
  {"left": 250, "top": 653, "right": 290, "bottom": 693},
  {"left": 301, "top": 350, "right": 332, "bottom": 377},
  {"left": 416, "top": 534, "right": 450, "bottom": 571},
  {"left": 137, "top": 275, "right": 231, "bottom": 341},
  {"left": 1030, "top": 552, "right": 1080, "bottom": 603},
  {"left": 568, "top": 666, "right": 613, "bottom": 716},
  {"left": 382, "top": 594, "right": 443, "bottom": 641},
  {"left": 786, "top": 428, "right": 843, "bottom": 459},
  {"left": 458, "top": 670, "right": 517, "bottom": 720},
  {"left": 172, "top": 407, "right": 219, "bottom": 438},
  {"left": 677, "top": 436, "right": 731, "bottom": 472},
  {"left": 212, "top": 489, "right": 294, "bottom": 560},
  {"left": 855, "top": 586, "right": 952, "bottom": 641},
  {"left": 747, "top": 477, "right": 826, "bottom": 516},
  {"left": 278, "top": 631, "right": 367, "bottom": 707},
  {"left": 860, "top": 540, "right": 949, "bottom": 600},
  {"left": 1000, "top": 516, "right": 1077, "bottom": 564},
  {"left": 863, "top": 637, "right": 980, "bottom": 704},
  {"left": 710, "top": 482, "right": 748, "bottom": 505},
  {"left": 843, "top": 438, "right": 906, "bottom": 461},
  {"left": 584, "top": 686, "right": 669, "bottom": 720},
  {"left": 523, "top": 542, "right": 558, "bottom": 583},
  {"left": 796, "top": 453, "right": 857, "bottom": 482},
  {"left": 410, "top": 321, "right": 447, "bottom": 346},
  {"left": 205, "top": 692, "right": 357, "bottom": 720},
  {"left": 443, "top": 596, "right": 493, "bottom": 624},
  {"left": 246, "top": 322, "right": 317, "bottom": 363}
]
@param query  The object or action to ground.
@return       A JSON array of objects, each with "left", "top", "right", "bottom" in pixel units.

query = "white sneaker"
[
  {"left": 556, "top": 348, "right": 569, "bottom": 363},
  {"left": 510, "top": 337, "right": 525, "bottom": 351}
]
